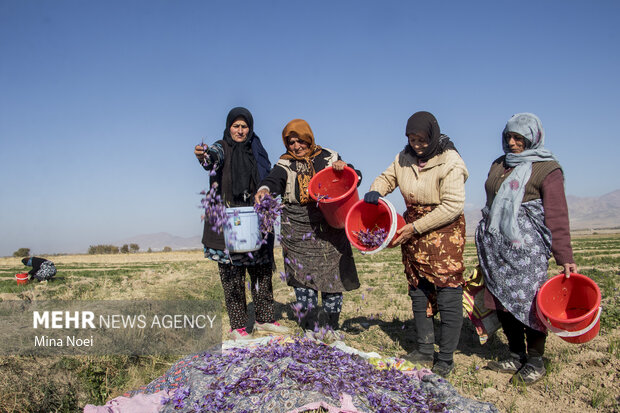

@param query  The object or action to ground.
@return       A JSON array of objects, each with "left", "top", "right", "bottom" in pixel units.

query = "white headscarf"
[{"left": 486, "top": 113, "right": 559, "bottom": 248}]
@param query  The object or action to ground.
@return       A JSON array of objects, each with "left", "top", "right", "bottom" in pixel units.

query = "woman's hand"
[
  {"left": 195, "top": 144, "right": 207, "bottom": 162},
  {"left": 392, "top": 223, "right": 416, "bottom": 246},
  {"left": 332, "top": 160, "right": 347, "bottom": 171},
  {"left": 562, "top": 263, "right": 577, "bottom": 278},
  {"left": 255, "top": 188, "right": 269, "bottom": 204}
]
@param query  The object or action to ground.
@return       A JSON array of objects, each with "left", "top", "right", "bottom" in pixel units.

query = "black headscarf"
[
  {"left": 404, "top": 111, "right": 457, "bottom": 162},
  {"left": 223, "top": 107, "right": 260, "bottom": 200}
]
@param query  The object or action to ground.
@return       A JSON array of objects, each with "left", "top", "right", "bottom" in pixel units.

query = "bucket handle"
[
  {"left": 536, "top": 304, "right": 602, "bottom": 338},
  {"left": 361, "top": 197, "right": 397, "bottom": 256}
]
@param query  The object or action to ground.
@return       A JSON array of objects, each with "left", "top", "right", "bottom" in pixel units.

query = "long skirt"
[
  {"left": 475, "top": 199, "right": 552, "bottom": 332},
  {"left": 281, "top": 203, "right": 359, "bottom": 293}
]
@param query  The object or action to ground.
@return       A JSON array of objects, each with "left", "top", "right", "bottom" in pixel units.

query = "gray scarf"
[{"left": 487, "top": 113, "right": 558, "bottom": 248}]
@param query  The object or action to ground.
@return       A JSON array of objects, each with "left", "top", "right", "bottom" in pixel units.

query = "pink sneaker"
[
  {"left": 229, "top": 327, "right": 252, "bottom": 340},
  {"left": 253, "top": 321, "right": 290, "bottom": 335}
]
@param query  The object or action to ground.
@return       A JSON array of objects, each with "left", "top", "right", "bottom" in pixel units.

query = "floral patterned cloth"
[
  {"left": 33, "top": 260, "right": 57, "bottom": 281},
  {"left": 475, "top": 199, "right": 552, "bottom": 332},
  {"left": 401, "top": 205, "right": 466, "bottom": 289}
]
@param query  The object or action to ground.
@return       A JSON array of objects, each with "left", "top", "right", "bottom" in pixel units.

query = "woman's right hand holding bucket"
[
  {"left": 364, "top": 191, "right": 381, "bottom": 205},
  {"left": 562, "top": 263, "right": 577, "bottom": 279}
]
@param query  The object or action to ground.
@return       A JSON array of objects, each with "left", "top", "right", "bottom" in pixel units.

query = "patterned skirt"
[
  {"left": 475, "top": 199, "right": 552, "bottom": 331},
  {"left": 281, "top": 203, "right": 359, "bottom": 293},
  {"left": 401, "top": 205, "right": 466, "bottom": 289},
  {"left": 34, "top": 261, "right": 57, "bottom": 281}
]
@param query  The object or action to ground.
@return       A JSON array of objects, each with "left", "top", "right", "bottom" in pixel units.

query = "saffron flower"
[
  {"left": 199, "top": 183, "right": 227, "bottom": 235},
  {"left": 354, "top": 226, "right": 388, "bottom": 248},
  {"left": 182, "top": 338, "right": 450, "bottom": 412},
  {"left": 254, "top": 192, "right": 283, "bottom": 235}
]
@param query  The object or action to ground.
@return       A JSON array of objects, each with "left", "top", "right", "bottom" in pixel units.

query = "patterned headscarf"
[
  {"left": 280, "top": 119, "right": 323, "bottom": 205},
  {"left": 487, "top": 113, "right": 559, "bottom": 248}
]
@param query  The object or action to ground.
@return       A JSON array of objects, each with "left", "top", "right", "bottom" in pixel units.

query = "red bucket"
[
  {"left": 308, "top": 166, "right": 359, "bottom": 229},
  {"left": 15, "top": 273, "right": 29, "bottom": 285},
  {"left": 536, "top": 273, "right": 601, "bottom": 344},
  {"left": 345, "top": 198, "right": 406, "bottom": 254}
]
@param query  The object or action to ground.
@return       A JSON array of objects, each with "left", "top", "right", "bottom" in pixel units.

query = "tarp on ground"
[{"left": 84, "top": 336, "right": 498, "bottom": 413}]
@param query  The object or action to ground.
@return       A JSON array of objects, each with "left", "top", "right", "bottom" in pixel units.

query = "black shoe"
[
  {"left": 326, "top": 312, "right": 340, "bottom": 330},
  {"left": 299, "top": 309, "right": 318, "bottom": 331},
  {"left": 403, "top": 350, "right": 434, "bottom": 367},
  {"left": 510, "top": 361, "right": 546, "bottom": 385},
  {"left": 432, "top": 360, "right": 454, "bottom": 377},
  {"left": 486, "top": 352, "right": 526, "bottom": 373}
]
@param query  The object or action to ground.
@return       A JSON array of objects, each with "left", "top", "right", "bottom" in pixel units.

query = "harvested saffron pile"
[{"left": 151, "top": 338, "right": 498, "bottom": 413}]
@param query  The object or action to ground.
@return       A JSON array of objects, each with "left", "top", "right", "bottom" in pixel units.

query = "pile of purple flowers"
[
  {"left": 253, "top": 193, "right": 283, "bottom": 235},
  {"left": 200, "top": 183, "right": 227, "bottom": 234},
  {"left": 163, "top": 338, "right": 448, "bottom": 412},
  {"left": 354, "top": 227, "right": 388, "bottom": 248}
]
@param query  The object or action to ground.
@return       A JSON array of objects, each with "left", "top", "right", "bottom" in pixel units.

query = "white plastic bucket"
[{"left": 223, "top": 207, "right": 262, "bottom": 253}]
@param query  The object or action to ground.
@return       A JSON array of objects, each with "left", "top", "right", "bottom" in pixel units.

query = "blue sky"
[{"left": 1, "top": 0, "right": 618, "bottom": 256}]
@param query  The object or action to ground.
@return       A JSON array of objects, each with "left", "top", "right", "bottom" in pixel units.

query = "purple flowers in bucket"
[
  {"left": 354, "top": 226, "right": 388, "bottom": 248},
  {"left": 315, "top": 193, "right": 331, "bottom": 207}
]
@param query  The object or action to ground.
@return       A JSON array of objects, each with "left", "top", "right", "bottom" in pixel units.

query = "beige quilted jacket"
[{"left": 370, "top": 149, "right": 468, "bottom": 234}]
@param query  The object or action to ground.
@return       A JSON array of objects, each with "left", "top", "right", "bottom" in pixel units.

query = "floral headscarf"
[
  {"left": 280, "top": 119, "right": 323, "bottom": 205},
  {"left": 486, "top": 113, "right": 559, "bottom": 248}
]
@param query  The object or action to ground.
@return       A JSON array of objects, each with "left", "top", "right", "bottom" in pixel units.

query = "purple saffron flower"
[
  {"left": 254, "top": 192, "right": 284, "bottom": 236},
  {"left": 354, "top": 226, "right": 388, "bottom": 248}
]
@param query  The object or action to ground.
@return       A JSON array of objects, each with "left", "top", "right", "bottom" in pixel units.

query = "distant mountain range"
[
  {"left": 116, "top": 190, "right": 620, "bottom": 251},
  {"left": 464, "top": 189, "right": 620, "bottom": 236},
  {"left": 566, "top": 190, "right": 620, "bottom": 230}
]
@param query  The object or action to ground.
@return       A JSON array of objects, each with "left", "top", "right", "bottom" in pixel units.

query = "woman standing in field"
[
  {"left": 476, "top": 113, "right": 576, "bottom": 384},
  {"left": 195, "top": 107, "right": 288, "bottom": 340},
  {"left": 255, "top": 119, "right": 361, "bottom": 332},
  {"left": 364, "top": 111, "right": 468, "bottom": 377}
]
